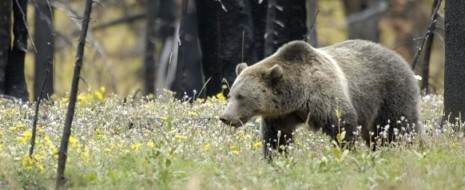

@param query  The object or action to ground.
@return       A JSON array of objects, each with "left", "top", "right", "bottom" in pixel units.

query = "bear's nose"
[{"left": 219, "top": 116, "right": 230, "bottom": 125}]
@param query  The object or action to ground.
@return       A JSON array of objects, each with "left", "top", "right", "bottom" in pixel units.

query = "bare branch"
[{"left": 411, "top": 0, "right": 442, "bottom": 70}]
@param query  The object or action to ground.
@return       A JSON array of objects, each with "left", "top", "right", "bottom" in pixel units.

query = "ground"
[{"left": 0, "top": 91, "right": 464, "bottom": 189}]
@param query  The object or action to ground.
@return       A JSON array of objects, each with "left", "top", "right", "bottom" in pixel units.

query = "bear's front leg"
[{"left": 261, "top": 114, "right": 302, "bottom": 159}]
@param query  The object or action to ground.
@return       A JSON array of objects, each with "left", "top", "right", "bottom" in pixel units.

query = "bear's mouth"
[{"left": 220, "top": 117, "right": 249, "bottom": 127}]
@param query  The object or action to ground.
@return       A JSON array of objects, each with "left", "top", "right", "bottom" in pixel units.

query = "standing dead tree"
[
  {"left": 56, "top": 0, "right": 93, "bottom": 189},
  {"left": 444, "top": 0, "right": 465, "bottom": 125},
  {"left": 143, "top": 0, "right": 157, "bottom": 96},
  {"left": 33, "top": 0, "right": 55, "bottom": 99},
  {"left": 264, "top": 0, "right": 307, "bottom": 57},
  {"left": 5, "top": 0, "right": 30, "bottom": 101},
  {"left": 172, "top": 0, "right": 188, "bottom": 99}
]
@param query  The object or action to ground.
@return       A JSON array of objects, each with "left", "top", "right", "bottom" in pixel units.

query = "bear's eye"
[{"left": 236, "top": 94, "right": 244, "bottom": 100}]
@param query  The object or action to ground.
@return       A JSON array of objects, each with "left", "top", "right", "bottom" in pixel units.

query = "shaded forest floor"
[{"left": 0, "top": 91, "right": 464, "bottom": 189}]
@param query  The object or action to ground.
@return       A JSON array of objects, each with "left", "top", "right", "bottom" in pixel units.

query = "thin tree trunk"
[
  {"left": 172, "top": 0, "right": 188, "bottom": 99},
  {"left": 343, "top": 0, "right": 387, "bottom": 42},
  {"left": 421, "top": 0, "right": 441, "bottom": 94},
  {"left": 56, "top": 0, "right": 93, "bottom": 188},
  {"left": 307, "top": 0, "right": 318, "bottom": 47},
  {"left": 0, "top": 0, "right": 11, "bottom": 94},
  {"left": 143, "top": 0, "right": 157, "bottom": 96},
  {"left": 264, "top": 0, "right": 307, "bottom": 57},
  {"left": 6, "top": 0, "right": 29, "bottom": 101},
  {"left": 250, "top": 0, "right": 268, "bottom": 60},
  {"left": 196, "top": 0, "right": 256, "bottom": 97},
  {"left": 34, "top": 0, "right": 54, "bottom": 99},
  {"left": 170, "top": 2, "right": 203, "bottom": 99},
  {"left": 444, "top": 0, "right": 465, "bottom": 123}
]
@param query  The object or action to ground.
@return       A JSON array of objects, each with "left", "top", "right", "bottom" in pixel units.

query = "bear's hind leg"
[{"left": 261, "top": 114, "right": 302, "bottom": 159}]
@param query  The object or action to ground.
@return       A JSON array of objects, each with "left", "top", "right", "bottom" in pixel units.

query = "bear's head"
[
  {"left": 219, "top": 40, "right": 316, "bottom": 127},
  {"left": 219, "top": 62, "right": 284, "bottom": 127}
]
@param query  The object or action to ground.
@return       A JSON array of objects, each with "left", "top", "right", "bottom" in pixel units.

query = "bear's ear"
[
  {"left": 265, "top": 64, "right": 283, "bottom": 80},
  {"left": 236, "top": 63, "right": 248, "bottom": 76}
]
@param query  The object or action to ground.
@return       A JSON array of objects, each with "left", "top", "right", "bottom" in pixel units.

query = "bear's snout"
[{"left": 219, "top": 113, "right": 243, "bottom": 127}]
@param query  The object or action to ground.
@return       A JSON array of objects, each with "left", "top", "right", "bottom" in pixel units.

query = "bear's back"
[{"left": 321, "top": 40, "right": 419, "bottom": 127}]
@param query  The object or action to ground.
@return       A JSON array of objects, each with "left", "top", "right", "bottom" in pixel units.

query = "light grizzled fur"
[{"left": 220, "top": 40, "right": 420, "bottom": 158}]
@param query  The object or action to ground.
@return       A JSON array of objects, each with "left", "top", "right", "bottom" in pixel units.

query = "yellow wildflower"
[
  {"left": 232, "top": 150, "right": 239, "bottom": 154},
  {"left": 94, "top": 91, "right": 104, "bottom": 100},
  {"left": 0, "top": 129, "right": 3, "bottom": 136},
  {"left": 188, "top": 111, "right": 197, "bottom": 116},
  {"left": 175, "top": 134, "right": 186, "bottom": 140},
  {"left": 69, "top": 136, "right": 77, "bottom": 147},
  {"left": 130, "top": 143, "right": 142, "bottom": 150},
  {"left": 204, "top": 143, "right": 210, "bottom": 151},
  {"left": 62, "top": 97, "right": 69, "bottom": 104},
  {"left": 147, "top": 142, "right": 155, "bottom": 148},
  {"left": 253, "top": 141, "right": 262, "bottom": 149},
  {"left": 160, "top": 116, "right": 169, "bottom": 121},
  {"left": 216, "top": 92, "right": 226, "bottom": 102},
  {"left": 18, "top": 131, "right": 32, "bottom": 144},
  {"left": 21, "top": 155, "right": 33, "bottom": 170}
]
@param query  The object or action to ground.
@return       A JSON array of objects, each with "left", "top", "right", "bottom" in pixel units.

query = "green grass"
[{"left": 0, "top": 92, "right": 464, "bottom": 190}]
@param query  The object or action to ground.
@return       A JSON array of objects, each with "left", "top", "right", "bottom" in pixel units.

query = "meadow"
[{"left": 0, "top": 90, "right": 464, "bottom": 190}]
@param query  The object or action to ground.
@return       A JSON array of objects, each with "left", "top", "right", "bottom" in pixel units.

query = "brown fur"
[{"left": 220, "top": 40, "right": 420, "bottom": 158}]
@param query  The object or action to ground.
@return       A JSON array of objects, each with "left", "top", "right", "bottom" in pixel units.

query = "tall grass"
[{"left": 0, "top": 92, "right": 464, "bottom": 189}]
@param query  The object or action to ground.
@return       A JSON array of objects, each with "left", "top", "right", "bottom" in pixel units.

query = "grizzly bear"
[{"left": 219, "top": 40, "right": 420, "bottom": 158}]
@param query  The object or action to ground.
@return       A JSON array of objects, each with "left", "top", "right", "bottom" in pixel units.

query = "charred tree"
[
  {"left": 250, "top": 0, "right": 268, "bottom": 60},
  {"left": 56, "top": 0, "right": 93, "bottom": 188},
  {"left": 386, "top": 0, "right": 428, "bottom": 63},
  {"left": 170, "top": 1, "right": 203, "bottom": 99},
  {"left": 196, "top": 0, "right": 256, "bottom": 96},
  {"left": 343, "top": 0, "right": 387, "bottom": 42},
  {"left": 264, "top": 0, "right": 307, "bottom": 57},
  {"left": 33, "top": 0, "right": 54, "bottom": 99},
  {"left": 0, "top": 0, "right": 11, "bottom": 94},
  {"left": 444, "top": 0, "right": 465, "bottom": 123},
  {"left": 158, "top": 0, "right": 176, "bottom": 42},
  {"left": 420, "top": 0, "right": 441, "bottom": 94},
  {"left": 306, "top": 0, "right": 318, "bottom": 47},
  {"left": 143, "top": 0, "right": 157, "bottom": 96},
  {"left": 6, "top": 0, "right": 29, "bottom": 101}
]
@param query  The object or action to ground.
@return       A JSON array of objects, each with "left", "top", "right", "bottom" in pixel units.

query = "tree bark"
[
  {"left": 343, "top": 0, "right": 386, "bottom": 42},
  {"left": 307, "top": 0, "right": 318, "bottom": 47},
  {"left": 444, "top": 0, "right": 465, "bottom": 122},
  {"left": 250, "top": 0, "right": 268, "bottom": 60},
  {"left": 421, "top": 0, "right": 441, "bottom": 94},
  {"left": 6, "top": 0, "right": 29, "bottom": 101},
  {"left": 170, "top": 1, "right": 203, "bottom": 99},
  {"left": 264, "top": 0, "right": 307, "bottom": 57},
  {"left": 56, "top": 0, "right": 93, "bottom": 188},
  {"left": 196, "top": 0, "right": 256, "bottom": 96},
  {"left": 34, "top": 0, "right": 54, "bottom": 99},
  {"left": 0, "top": 0, "right": 11, "bottom": 94},
  {"left": 385, "top": 0, "right": 428, "bottom": 63},
  {"left": 143, "top": 0, "right": 157, "bottom": 96}
]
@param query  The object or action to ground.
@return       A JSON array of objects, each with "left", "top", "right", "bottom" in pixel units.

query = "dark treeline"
[{"left": 0, "top": 0, "right": 463, "bottom": 122}]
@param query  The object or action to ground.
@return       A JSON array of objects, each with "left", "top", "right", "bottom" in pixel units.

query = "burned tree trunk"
[
  {"left": 0, "top": 0, "right": 11, "bottom": 94},
  {"left": 306, "top": 0, "right": 318, "bottom": 47},
  {"left": 444, "top": 0, "right": 465, "bottom": 123},
  {"left": 33, "top": 0, "right": 54, "bottom": 99},
  {"left": 196, "top": 0, "right": 256, "bottom": 96},
  {"left": 264, "top": 0, "right": 307, "bottom": 57},
  {"left": 170, "top": 1, "right": 203, "bottom": 99},
  {"left": 6, "top": 0, "right": 29, "bottom": 101},
  {"left": 343, "top": 0, "right": 387, "bottom": 42},
  {"left": 143, "top": 0, "right": 157, "bottom": 96},
  {"left": 249, "top": 0, "right": 268, "bottom": 60},
  {"left": 56, "top": 0, "right": 93, "bottom": 188}
]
